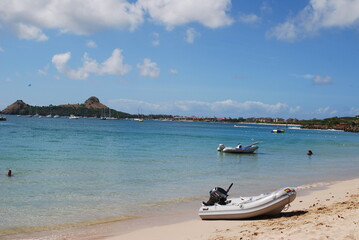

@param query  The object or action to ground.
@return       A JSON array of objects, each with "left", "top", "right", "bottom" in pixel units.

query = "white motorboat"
[
  {"left": 199, "top": 184, "right": 296, "bottom": 220},
  {"left": 69, "top": 115, "right": 80, "bottom": 119},
  {"left": 217, "top": 143, "right": 259, "bottom": 153}
]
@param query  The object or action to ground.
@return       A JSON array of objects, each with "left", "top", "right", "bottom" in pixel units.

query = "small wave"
[
  {"left": 234, "top": 125, "right": 251, "bottom": 128},
  {"left": 295, "top": 181, "right": 333, "bottom": 191},
  {"left": 288, "top": 126, "right": 301, "bottom": 130}
]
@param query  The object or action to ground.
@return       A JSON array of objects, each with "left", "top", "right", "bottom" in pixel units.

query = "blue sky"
[{"left": 1, "top": 0, "right": 359, "bottom": 119}]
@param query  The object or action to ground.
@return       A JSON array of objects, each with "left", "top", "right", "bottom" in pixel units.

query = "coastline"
[
  {"left": 5, "top": 177, "right": 359, "bottom": 240},
  {"left": 235, "top": 122, "right": 301, "bottom": 127}
]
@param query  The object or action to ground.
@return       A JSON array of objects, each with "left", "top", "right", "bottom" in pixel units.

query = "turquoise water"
[{"left": 1, "top": 116, "right": 359, "bottom": 233}]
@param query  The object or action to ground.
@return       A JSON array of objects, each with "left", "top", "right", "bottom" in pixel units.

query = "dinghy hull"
[{"left": 199, "top": 187, "right": 296, "bottom": 220}]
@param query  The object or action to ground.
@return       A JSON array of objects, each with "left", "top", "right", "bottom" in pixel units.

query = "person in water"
[
  {"left": 7, "top": 169, "right": 12, "bottom": 177},
  {"left": 307, "top": 150, "right": 313, "bottom": 156}
]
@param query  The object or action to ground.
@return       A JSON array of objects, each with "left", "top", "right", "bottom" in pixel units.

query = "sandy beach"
[
  {"left": 104, "top": 178, "right": 359, "bottom": 240},
  {"left": 4, "top": 178, "right": 359, "bottom": 240}
]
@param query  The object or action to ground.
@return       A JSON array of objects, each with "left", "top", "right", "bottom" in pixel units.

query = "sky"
[{"left": 1, "top": 0, "right": 359, "bottom": 119}]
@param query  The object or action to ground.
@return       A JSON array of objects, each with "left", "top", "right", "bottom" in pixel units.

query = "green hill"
[{"left": 0, "top": 96, "right": 132, "bottom": 118}]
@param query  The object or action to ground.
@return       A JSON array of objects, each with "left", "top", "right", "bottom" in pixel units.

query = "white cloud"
[
  {"left": 103, "top": 49, "right": 132, "bottom": 75},
  {"left": 348, "top": 107, "right": 359, "bottom": 116},
  {"left": 313, "top": 75, "right": 332, "bottom": 85},
  {"left": 185, "top": 28, "right": 200, "bottom": 43},
  {"left": 303, "top": 74, "right": 315, "bottom": 79},
  {"left": 0, "top": 0, "right": 233, "bottom": 40},
  {"left": 15, "top": 23, "right": 48, "bottom": 41},
  {"left": 267, "top": 22, "right": 299, "bottom": 41},
  {"left": 0, "top": 0, "right": 144, "bottom": 37},
  {"left": 295, "top": 73, "right": 333, "bottom": 85},
  {"left": 52, "top": 52, "right": 72, "bottom": 75},
  {"left": 260, "top": 2, "right": 272, "bottom": 14},
  {"left": 110, "top": 98, "right": 359, "bottom": 118},
  {"left": 138, "top": 0, "right": 233, "bottom": 30},
  {"left": 151, "top": 32, "right": 160, "bottom": 46},
  {"left": 169, "top": 68, "right": 178, "bottom": 74},
  {"left": 38, "top": 65, "right": 49, "bottom": 76},
  {"left": 86, "top": 40, "right": 97, "bottom": 48},
  {"left": 52, "top": 48, "right": 131, "bottom": 80},
  {"left": 109, "top": 99, "right": 163, "bottom": 113},
  {"left": 268, "top": 0, "right": 359, "bottom": 41},
  {"left": 137, "top": 58, "right": 160, "bottom": 78},
  {"left": 209, "top": 100, "right": 298, "bottom": 116},
  {"left": 238, "top": 13, "right": 261, "bottom": 24},
  {"left": 109, "top": 98, "right": 301, "bottom": 117},
  {"left": 314, "top": 106, "right": 337, "bottom": 116}
]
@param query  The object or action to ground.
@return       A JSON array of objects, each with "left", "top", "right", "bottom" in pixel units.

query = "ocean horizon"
[{"left": 1, "top": 115, "right": 359, "bottom": 236}]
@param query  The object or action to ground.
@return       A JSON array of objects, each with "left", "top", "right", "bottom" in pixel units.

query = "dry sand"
[{"left": 105, "top": 178, "right": 359, "bottom": 240}]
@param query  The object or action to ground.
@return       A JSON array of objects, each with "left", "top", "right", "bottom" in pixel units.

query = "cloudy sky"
[{"left": 1, "top": 0, "right": 359, "bottom": 119}]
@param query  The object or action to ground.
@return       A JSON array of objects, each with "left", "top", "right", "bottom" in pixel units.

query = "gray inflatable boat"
[
  {"left": 199, "top": 184, "right": 296, "bottom": 220},
  {"left": 217, "top": 144, "right": 259, "bottom": 153}
]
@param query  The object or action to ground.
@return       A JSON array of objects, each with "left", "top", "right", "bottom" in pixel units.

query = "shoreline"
[
  {"left": 106, "top": 178, "right": 359, "bottom": 240},
  {"left": 4, "top": 115, "right": 358, "bottom": 132},
  {"left": 4, "top": 177, "right": 359, "bottom": 240},
  {"left": 105, "top": 178, "right": 359, "bottom": 240},
  {"left": 235, "top": 122, "right": 301, "bottom": 127}
]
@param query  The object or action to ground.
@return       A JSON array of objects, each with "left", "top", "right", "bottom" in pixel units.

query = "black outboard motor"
[{"left": 202, "top": 183, "right": 233, "bottom": 206}]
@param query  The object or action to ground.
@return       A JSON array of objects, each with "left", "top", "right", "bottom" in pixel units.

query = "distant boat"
[
  {"left": 69, "top": 115, "right": 80, "bottom": 119},
  {"left": 106, "top": 109, "right": 117, "bottom": 120},
  {"left": 134, "top": 108, "right": 144, "bottom": 122},
  {"left": 272, "top": 129, "right": 285, "bottom": 133},
  {"left": 0, "top": 116, "right": 6, "bottom": 121},
  {"left": 100, "top": 108, "right": 117, "bottom": 120},
  {"left": 217, "top": 143, "right": 259, "bottom": 153}
]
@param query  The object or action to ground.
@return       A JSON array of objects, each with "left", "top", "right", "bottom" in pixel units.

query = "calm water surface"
[{"left": 1, "top": 115, "right": 359, "bottom": 233}]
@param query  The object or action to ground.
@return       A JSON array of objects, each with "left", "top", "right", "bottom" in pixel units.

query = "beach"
[
  {"left": 103, "top": 178, "right": 359, "bottom": 240},
  {"left": 6, "top": 177, "right": 358, "bottom": 240}
]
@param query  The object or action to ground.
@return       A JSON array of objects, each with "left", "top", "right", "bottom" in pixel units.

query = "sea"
[{"left": 1, "top": 115, "right": 359, "bottom": 236}]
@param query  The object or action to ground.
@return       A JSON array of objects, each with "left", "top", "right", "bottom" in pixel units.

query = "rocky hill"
[
  {"left": 59, "top": 96, "right": 109, "bottom": 109},
  {"left": 1, "top": 100, "right": 30, "bottom": 115},
  {"left": 1, "top": 96, "right": 132, "bottom": 118}
]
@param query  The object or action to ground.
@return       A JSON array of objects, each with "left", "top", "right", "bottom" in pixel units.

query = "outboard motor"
[
  {"left": 202, "top": 183, "right": 233, "bottom": 206},
  {"left": 217, "top": 144, "right": 225, "bottom": 151}
]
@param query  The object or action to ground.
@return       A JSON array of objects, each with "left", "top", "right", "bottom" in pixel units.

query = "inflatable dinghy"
[
  {"left": 199, "top": 184, "right": 296, "bottom": 220},
  {"left": 217, "top": 144, "right": 259, "bottom": 153}
]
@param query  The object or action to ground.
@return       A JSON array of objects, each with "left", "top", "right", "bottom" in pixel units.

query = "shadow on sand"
[{"left": 247, "top": 210, "right": 309, "bottom": 221}]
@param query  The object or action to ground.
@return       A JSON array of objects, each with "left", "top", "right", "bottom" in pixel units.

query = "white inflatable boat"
[
  {"left": 199, "top": 184, "right": 296, "bottom": 220},
  {"left": 217, "top": 144, "right": 259, "bottom": 153}
]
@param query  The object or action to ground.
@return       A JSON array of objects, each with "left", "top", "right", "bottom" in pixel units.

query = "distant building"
[
  {"left": 274, "top": 118, "right": 285, "bottom": 123},
  {"left": 286, "top": 118, "right": 299, "bottom": 123}
]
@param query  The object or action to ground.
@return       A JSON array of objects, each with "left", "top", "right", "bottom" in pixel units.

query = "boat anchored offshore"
[
  {"left": 217, "top": 143, "right": 259, "bottom": 153},
  {"left": 199, "top": 184, "right": 296, "bottom": 220},
  {"left": 272, "top": 129, "right": 285, "bottom": 133}
]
